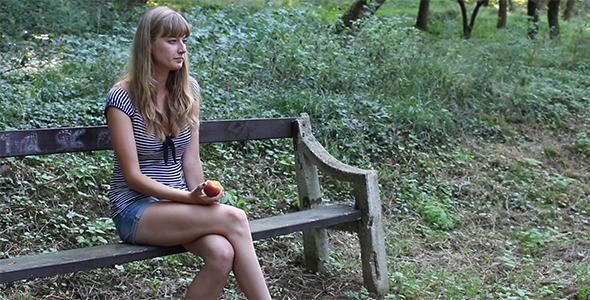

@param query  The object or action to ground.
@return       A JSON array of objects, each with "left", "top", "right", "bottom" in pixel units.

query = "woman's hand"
[{"left": 189, "top": 181, "right": 224, "bottom": 205}]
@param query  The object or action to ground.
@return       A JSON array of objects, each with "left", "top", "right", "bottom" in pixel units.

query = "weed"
[
  {"left": 579, "top": 287, "right": 590, "bottom": 300},
  {"left": 344, "top": 286, "right": 374, "bottom": 299}
]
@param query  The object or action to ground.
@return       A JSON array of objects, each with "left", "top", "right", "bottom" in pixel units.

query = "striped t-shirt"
[{"left": 105, "top": 85, "right": 196, "bottom": 218}]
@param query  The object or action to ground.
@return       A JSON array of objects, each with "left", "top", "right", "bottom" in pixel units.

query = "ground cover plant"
[{"left": 1, "top": 0, "right": 590, "bottom": 299}]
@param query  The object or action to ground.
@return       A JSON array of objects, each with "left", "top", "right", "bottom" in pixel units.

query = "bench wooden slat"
[
  {"left": 0, "top": 244, "right": 187, "bottom": 284},
  {"left": 250, "top": 203, "right": 361, "bottom": 240},
  {"left": 0, "top": 118, "right": 297, "bottom": 158},
  {"left": 0, "top": 204, "right": 360, "bottom": 283},
  {"left": 200, "top": 117, "right": 297, "bottom": 144}
]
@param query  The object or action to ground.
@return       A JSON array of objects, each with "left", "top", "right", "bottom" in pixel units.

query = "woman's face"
[{"left": 151, "top": 35, "right": 187, "bottom": 74}]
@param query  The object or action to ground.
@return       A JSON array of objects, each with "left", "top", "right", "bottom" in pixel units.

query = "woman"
[{"left": 105, "top": 6, "right": 271, "bottom": 300}]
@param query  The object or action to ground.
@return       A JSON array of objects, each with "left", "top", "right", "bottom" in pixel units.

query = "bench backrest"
[{"left": 0, "top": 117, "right": 298, "bottom": 158}]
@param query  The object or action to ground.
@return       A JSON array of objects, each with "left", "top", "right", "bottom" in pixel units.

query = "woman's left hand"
[{"left": 189, "top": 182, "right": 224, "bottom": 205}]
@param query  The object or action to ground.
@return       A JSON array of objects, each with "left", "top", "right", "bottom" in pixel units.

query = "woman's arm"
[
  {"left": 182, "top": 129, "right": 225, "bottom": 201},
  {"left": 107, "top": 106, "right": 216, "bottom": 204},
  {"left": 182, "top": 130, "right": 204, "bottom": 191}
]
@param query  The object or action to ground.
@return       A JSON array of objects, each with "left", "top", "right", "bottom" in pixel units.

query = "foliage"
[
  {"left": 0, "top": 0, "right": 144, "bottom": 37},
  {"left": 579, "top": 286, "right": 590, "bottom": 300},
  {"left": 0, "top": 152, "right": 114, "bottom": 256}
]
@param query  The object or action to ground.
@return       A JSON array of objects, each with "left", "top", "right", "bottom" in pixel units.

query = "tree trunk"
[
  {"left": 509, "top": 0, "right": 515, "bottom": 11},
  {"left": 469, "top": 1, "right": 486, "bottom": 31},
  {"left": 457, "top": 0, "right": 487, "bottom": 39},
  {"left": 416, "top": 0, "right": 430, "bottom": 31},
  {"left": 547, "top": 0, "right": 560, "bottom": 38},
  {"left": 563, "top": 0, "right": 575, "bottom": 20},
  {"left": 527, "top": 0, "right": 539, "bottom": 39},
  {"left": 458, "top": 0, "right": 470, "bottom": 38},
  {"left": 339, "top": 0, "right": 387, "bottom": 32},
  {"left": 497, "top": 0, "right": 507, "bottom": 28}
]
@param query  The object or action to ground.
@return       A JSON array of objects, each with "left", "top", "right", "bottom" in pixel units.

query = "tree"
[
  {"left": 339, "top": 0, "right": 387, "bottom": 32},
  {"left": 416, "top": 0, "right": 430, "bottom": 31},
  {"left": 497, "top": 0, "right": 507, "bottom": 28},
  {"left": 457, "top": 0, "right": 488, "bottom": 39},
  {"left": 563, "top": 0, "right": 575, "bottom": 20},
  {"left": 547, "top": 0, "right": 561, "bottom": 38},
  {"left": 527, "top": 0, "right": 540, "bottom": 39}
]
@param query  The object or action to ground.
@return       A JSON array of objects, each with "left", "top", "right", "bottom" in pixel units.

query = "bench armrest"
[
  {"left": 294, "top": 114, "right": 371, "bottom": 182},
  {"left": 293, "top": 113, "right": 389, "bottom": 294},
  {"left": 294, "top": 113, "right": 380, "bottom": 210}
]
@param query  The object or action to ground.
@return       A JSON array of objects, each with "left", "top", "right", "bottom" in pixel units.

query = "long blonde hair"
[{"left": 116, "top": 6, "right": 199, "bottom": 141}]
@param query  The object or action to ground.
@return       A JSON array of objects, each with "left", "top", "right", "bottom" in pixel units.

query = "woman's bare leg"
[
  {"left": 135, "top": 202, "right": 271, "bottom": 300},
  {"left": 183, "top": 234, "right": 234, "bottom": 299}
]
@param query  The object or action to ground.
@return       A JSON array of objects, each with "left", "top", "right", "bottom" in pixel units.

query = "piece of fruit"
[{"left": 204, "top": 180, "right": 222, "bottom": 197}]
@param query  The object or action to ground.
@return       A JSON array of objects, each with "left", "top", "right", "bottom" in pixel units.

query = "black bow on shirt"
[{"left": 161, "top": 135, "right": 177, "bottom": 165}]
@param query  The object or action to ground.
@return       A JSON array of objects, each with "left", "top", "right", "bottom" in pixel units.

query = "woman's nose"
[{"left": 179, "top": 42, "right": 187, "bottom": 53}]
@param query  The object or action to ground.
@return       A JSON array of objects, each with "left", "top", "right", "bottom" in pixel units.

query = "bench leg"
[
  {"left": 355, "top": 171, "right": 389, "bottom": 295},
  {"left": 295, "top": 149, "right": 330, "bottom": 273},
  {"left": 303, "top": 228, "right": 329, "bottom": 273}
]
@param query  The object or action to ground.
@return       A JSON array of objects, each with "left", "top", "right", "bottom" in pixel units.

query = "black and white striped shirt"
[{"left": 105, "top": 86, "right": 194, "bottom": 218}]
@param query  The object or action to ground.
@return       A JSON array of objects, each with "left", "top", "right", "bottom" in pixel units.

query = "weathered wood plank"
[
  {"left": 249, "top": 204, "right": 361, "bottom": 240},
  {"left": 0, "top": 204, "right": 360, "bottom": 283},
  {"left": 0, "top": 118, "right": 297, "bottom": 158},
  {"left": 0, "top": 244, "right": 186, "bottom": 284},
  {"left": 200, "top": 117, "right": 297, "bottom": 144},
  {"left": 0, "top": 127, "right": 111, "bottom": 158}
]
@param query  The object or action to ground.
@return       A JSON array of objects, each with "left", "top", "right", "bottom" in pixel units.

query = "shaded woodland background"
[{"left": 1, "top": 0, "right": 590, "bottom": 299}]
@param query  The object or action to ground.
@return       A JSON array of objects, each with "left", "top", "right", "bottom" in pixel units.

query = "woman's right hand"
[{"left": 189, "top": 181, "right": 224, "bottom": 205}]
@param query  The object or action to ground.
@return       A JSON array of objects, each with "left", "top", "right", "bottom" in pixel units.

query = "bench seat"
[{"left": 0, "top": 204, "right": 360, "bottom": 283}]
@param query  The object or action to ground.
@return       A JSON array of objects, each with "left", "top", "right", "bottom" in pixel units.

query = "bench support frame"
[{"left": 295, "top": 113, "right": 389, "bottom": 295}]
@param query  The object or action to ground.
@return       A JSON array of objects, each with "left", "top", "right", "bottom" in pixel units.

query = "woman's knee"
[
  {"left": 186, "top": 235, "right": 235, "bottom": 272},
  {"left": 212, "top": 241, "right": 235, "bottom": 266},
  {"left": 223, "top": 206, "right": 249, "bottom": 230},
  {"left": 204, "top": 239, "right": 234, "bottom": 273}
]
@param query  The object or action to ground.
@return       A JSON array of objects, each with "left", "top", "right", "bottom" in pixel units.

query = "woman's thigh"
[
  {"left": 134, "top": 201, "right": 249, "bottom": 247},
  {"left": 113, "top": 197, "right": 158, "bottom": 244}
]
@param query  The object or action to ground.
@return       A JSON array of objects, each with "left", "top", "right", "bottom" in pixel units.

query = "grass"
[{"left": 1, "top": 0, "right": 590, "bottom": 299}]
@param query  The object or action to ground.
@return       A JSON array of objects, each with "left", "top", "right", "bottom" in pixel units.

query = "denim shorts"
[{"left": 113, "top": 197, "right": 158, "bottom": 245}]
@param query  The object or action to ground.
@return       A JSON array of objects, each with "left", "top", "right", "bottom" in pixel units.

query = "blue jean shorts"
[{"left": 113, "top": 197, "right": 158, "bottom": 245}]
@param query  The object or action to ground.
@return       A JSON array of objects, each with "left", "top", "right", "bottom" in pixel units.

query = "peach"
[{"left": 204, "top": 180, "right": 222, "bottom": 197}]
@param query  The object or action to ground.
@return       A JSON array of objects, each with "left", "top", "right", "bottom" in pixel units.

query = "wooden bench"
[{"left": 0, "top": 113, "right": 389, "bottom": 295}]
